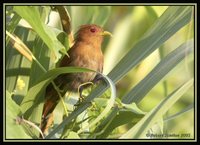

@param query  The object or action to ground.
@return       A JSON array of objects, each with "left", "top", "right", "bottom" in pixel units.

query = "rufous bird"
[{"left": 40, "top": 24, "right": 112, "bottom": 136}]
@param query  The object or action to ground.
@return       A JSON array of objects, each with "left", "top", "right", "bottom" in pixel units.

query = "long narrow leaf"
[
  {"left": 6, "top": 90, "right": 31, "bottom": 139},
  {"left": 108, "top": 6, "right": 192, "bottom": 82},
  {"left": 21, "top": 67, "right": 93, "bottom": 123},
  {"left": 77, "top": 73, "right": 116, "bottom": 134},
  {"left": 122, "top": 39, "right": 194, "bottom": 104},
  {"left": 6, "top": 27, "right": 32, "bottom": 105},
  {"left": 6, "top": 10, "right": 21, "bottom": 46},
  {"left": 120, "top": 79, "right": 193, "bottom": 139},
  {"left": 164, "top": 104, "right": 194, "bottom": 122},
  {"left": 13, "top": 6, "right": 66, "bottom": 62}
]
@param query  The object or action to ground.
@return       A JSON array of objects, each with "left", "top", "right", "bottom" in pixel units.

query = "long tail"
[
  {"left": 40, "top": 74, "right": 71, "bottom": 137},
  {"left": 40, "top": 84, "right": 60, "bottom": 136}
]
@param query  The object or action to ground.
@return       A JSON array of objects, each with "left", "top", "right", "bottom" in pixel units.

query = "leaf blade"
[
  {"left": 122, "top": 39, "right": 194, "bottom": 104},
  {"left": 13, "top": 6, "right": 66, "bottom": 62},
  {"left": 120, "top": 79, "right": 193, "bottom": 139}
]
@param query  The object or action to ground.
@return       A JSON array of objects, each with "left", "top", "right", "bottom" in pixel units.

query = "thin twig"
[
  {"left": 51, "top": 82, "right": 69, "bottom": 117},
  {"left": 15, "top": 116, "right": 45, "bottom": 139}
]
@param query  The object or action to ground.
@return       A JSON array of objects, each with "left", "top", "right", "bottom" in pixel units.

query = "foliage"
[{"left": 5, "top": 5, "right": 194, "bottom": 140}]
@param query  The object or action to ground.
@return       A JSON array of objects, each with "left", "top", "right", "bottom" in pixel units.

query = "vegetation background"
[{"left": 5, "top": 5, "right": 195, "bottom": 140}]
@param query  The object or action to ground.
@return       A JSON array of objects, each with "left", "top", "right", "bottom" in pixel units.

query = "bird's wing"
[{"left": 59, "top": 47, "right": 74, "bottom": 67}]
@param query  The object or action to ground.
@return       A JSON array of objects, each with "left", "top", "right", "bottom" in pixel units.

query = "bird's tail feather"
[{"left": 40, "top": 85, "right": 60, "bottom": 136}]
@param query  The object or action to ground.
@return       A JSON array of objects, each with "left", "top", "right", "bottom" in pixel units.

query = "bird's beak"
[{"left": 101, "top": 31, "right": 113, "bottom": 37}]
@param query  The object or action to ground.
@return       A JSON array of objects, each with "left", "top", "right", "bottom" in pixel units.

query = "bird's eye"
[{"left": 90, "top": 28, "right": 96, "bottom": 33}]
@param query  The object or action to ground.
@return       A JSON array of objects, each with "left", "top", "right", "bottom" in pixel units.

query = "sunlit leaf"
[
  {"left": 122, "top": 39, "right": 194, "bottom": 103},
  {"left": 120, "top": 79, "right": 193, "bottom": 139},
  {"left": 6, "top": 90, "right": 31, "bottom": 139},
  {"left": 13, "top": 6, "right": 66, "bottom": 62},
  {"left": 95, "top": 103, "right": 145, "bottom": 138},
  {"left": 21, "top": 67, "right": 93, "bottom": 123}
]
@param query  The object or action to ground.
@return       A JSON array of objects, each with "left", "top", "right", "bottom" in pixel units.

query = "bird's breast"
[
  {"left": 67, "top": 44, "right": 103, "bottom": 90},
  {"left": 71, "top": 42, "right": 103, "bottom": 71}
]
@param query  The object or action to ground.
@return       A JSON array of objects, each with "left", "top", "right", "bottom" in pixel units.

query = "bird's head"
[{"left": 75, "top": 24, "right": 112, "bottom": 45}]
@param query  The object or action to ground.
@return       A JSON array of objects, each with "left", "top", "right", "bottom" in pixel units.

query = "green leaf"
[
  {"left": 89, "top": 107, "right": 119, "bottom": 138},
  {"left": 28, "top": 37, "right": 50, "bottom": 88},
  {"left": 104, "top": 6, "right": 160, "bottom": 74},
  {"left": 104, "top": 13, "right": 135, "bottom": 74},
  {"left": 144, "top": 6, "right": 159, "bottom": 20},
  {"left": 6, "top": 10, "right": 21, "bottom": 46},
  {"left": 120, "top": 79, "right": 193, "bottom": 139},
  {"left": 13, "top": 6, "right": 66, "bottom": 62},
  {"left": 6, "top": 90, "right": 31, "bottom": 139},
  {"left": 45, "top": 6, "right": 193, "bottom": 139},
  {"left": 105, "top": 110, "right": 143, "bottom": 134},
  {"left": 20, "top": 67, "right": 93, "bottom": 123},
  {"left": 6, "top": 27, "right": 32, "bottom": 105},
  {"left": 164, "top": 104, "right": 194, "bottom": 122},
  {"left": 95, "top": 103, "right": 145, "bottom": 138},
  {"left": 65, "top": 131, "right": 80, "bottom": 139},
  {"left": 122, "top": 102, "right": 146, "bottom": 115},
  {"left": 93, "top": 98, "right": 108, "bottom": 108},
  {"left": 108, "top": 6, "right": 192, "bottom": 83},
  {"left": 122, "top": 39, "right": 194, "bottom": 104},
  {"left": 77, "top": 73, "right": 116, "bottom": 134},
  {"left": 148, "top": 117, "right": 164, "bottom": 135},
  {"left": 56, "top": 31, "right": 69, "bottom": 55},
  {"left": 145, "top": 6, "right": 169, "bottom": 99}
]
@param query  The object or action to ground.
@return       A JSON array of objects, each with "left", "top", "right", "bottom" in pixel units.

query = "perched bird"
[{"left": 40, "top": 24, "right": 112, "bottom": 136}]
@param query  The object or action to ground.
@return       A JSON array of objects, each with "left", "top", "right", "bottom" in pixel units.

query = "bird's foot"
[{"left": 74, "top": 94, "right": 86, "bottom": 107}]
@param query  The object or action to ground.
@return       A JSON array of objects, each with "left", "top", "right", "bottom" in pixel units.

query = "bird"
[{"left": 40, "top": 24, "right": 112, "bottom": 136}]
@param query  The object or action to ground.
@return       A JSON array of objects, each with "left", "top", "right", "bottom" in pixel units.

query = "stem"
[
  {"left": 78, "top": 82, "right": 94, "bottom": 96},
  {"left": 77, "top": 73, "right": 116, "bottom": 134},
  {"left": 51, "top": 82, "right": 68, "bottom": 117},
  {"left": 32, "top": 56, "right": 47, "bottom": 73},
  {"left": 16, "top": 116, "right": 44, "bottom": 139}
]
